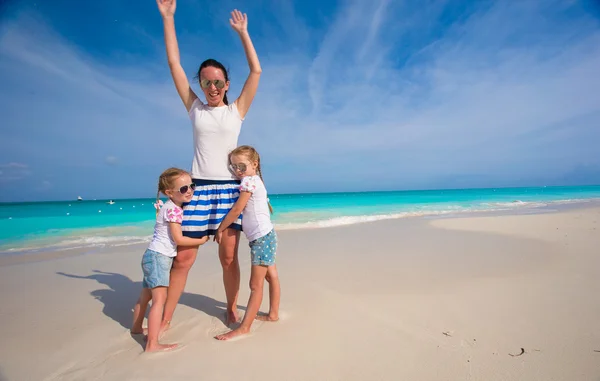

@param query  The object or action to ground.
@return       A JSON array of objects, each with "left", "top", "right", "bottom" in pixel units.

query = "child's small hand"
[
  {"left": 214, "top": 230, "right": 223, "bottom": 244},
  {"left": 199, "top": 236, "right": 209, "bottom": 245}
]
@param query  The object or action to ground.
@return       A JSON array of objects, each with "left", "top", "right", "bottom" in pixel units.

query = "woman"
[{"left": 156, "top": 0, "right": 261, "bottom": 328}]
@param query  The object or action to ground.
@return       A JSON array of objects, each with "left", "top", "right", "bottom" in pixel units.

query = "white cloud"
[
  {"left": 39, "top": 180, "right": 52, "bottom": 191},
  {"left": 0, "top": 162, "right": 31, "bottom": 182},
  {"left": 105, "top": 156, "right": 118, "bottom": 166},
  {"left": 0, "top": 0, "right": 599, "bottom": 200},
  {"left": 247, "top": 0, "right": 600, "bottom": 180},
  {"left": 0, "top": 162, "right": 28, "bottom": 168},
  {"left": 0, "top": 14, "right": 190, "bottom": 169}
]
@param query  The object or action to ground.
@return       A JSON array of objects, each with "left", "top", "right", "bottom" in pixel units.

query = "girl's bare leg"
[
  {"left": 218, "top": 228, "right": 241, "bottom": 325},
  {"left": 161, "top": 245, "right": 198, "bottom": 332},
  {"left": 146, "top": 287, "right": 178, "bottom": 352},
  {"left": 131, "top": 288, "right": 152, "bottom": 334},
  {"left": 215, "top": 265, "right": 267, "bottom": 340},
  {"left": 257, "top": 265, "right": 280, "bottom": 321}
]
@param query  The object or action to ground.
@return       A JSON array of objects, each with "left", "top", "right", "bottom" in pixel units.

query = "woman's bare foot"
[
  {"left": 145, "top": 342, "right": 179, "bottom": 352},
  {"left": 255, "top": 313, "right": 279, "bottom": 322},
  {"left": 133, "top": 323, "right": 168, "bottom": 337},
  {"left": 130, "top": 327, "right": 147, "bottom": 335},
  {"left": 214, "top": 327, "right": 249, "bottom": 341},
  {"left": 226, "top": 310, "right": 239, "bottom": 326}
]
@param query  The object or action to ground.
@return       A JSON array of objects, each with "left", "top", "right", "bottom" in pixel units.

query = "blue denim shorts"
[
  {"left": 249, "top": 229, "right": 277, "bottom": 266},
  {"left": 141, "top": 249, "right": 173, "bottom": 289}
]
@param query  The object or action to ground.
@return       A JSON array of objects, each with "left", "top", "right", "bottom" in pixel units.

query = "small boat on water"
[
  {"left": 77, "top": 196, "right": 83, "bottom": 201},
  {"left": 107, "top": 200, "right": 115, "bottom": 205}
]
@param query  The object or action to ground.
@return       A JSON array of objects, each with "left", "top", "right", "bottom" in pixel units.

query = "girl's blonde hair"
[
  {"left": 155, "top": 167, "right": 191, "bottom": 214},
  {"left": 229, "top": 145, "right": 274, "bottom": 214}
]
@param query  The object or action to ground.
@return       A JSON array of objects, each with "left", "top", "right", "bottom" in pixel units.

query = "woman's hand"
[
  {"left": 229, "top": 9, "right": 248, "bottom": 34},
  {"left": 213, "top": 230, "right": 223, "bottom": 244},
  {"left": 157, "top": 0, "right": 176, "bottom": 18}
]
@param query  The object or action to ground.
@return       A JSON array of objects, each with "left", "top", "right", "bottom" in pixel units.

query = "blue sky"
[{"left": 1, "top": 0, "right": 600, "bottom": 202}]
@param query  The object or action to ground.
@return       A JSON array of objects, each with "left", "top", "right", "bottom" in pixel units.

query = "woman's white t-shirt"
[
  {"left": 239, "top": 176, "right": 273, "bottom": 242},
  {"left": 147, "top": 200, "right": 183, "bottom": 257},
  {"left": 188, "top": 98, "right": 244, "bottom": 180}
]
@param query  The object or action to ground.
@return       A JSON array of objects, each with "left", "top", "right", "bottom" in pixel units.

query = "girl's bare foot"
[
  {"left": 255, "top": 314, "right": 278, "bottom": 322},
  {"left": 226, "top": 310, "right": 239, "bottom": 325},
  {"left": 145, "top": 342, "right": 179, "bottom": 352},
  {"left": 159, "top": 320, "right": 171, "bottom": 336},
  {"left": 214, "top": 327, "right": 249, "bottom": 341}
]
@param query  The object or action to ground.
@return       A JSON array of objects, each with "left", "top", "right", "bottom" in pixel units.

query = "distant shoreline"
[{"left": 2, "top": 198, "right": 599, "bottom": 266}]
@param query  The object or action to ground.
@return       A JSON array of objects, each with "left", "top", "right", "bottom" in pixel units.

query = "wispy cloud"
[
  {"left": 306, "top": 0, "right": 394, "bottom": 114},
  {"left": 0, "top": 0, "right": 599, "bottom": 201},
  {"left": 105, "top": 156, "right": 119, "bottom": 166},
  {"left": 0, "top": 162, "right": 31, "bottom": 182},
  {"left": 39, "top": 180, "right": 52, "bottom": 191},
  {"left": 0, "top": 13, "right": 193, "bottom": 200},
  {"left": 250, "top": 0, "right": 600, "bottom": 181}
]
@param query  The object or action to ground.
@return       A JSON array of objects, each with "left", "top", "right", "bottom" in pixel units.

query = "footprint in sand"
[
  {"left": 275, "top": 311, "right": 290, "bottom": 321},
  {"left": 44, "top": 340, "right": 136, "bottom": 381},
  {"left": 207, "top": 313, "right": 235, "bottom": 337}
]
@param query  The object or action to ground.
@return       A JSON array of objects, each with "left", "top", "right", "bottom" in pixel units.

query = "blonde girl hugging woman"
[
  {"left": 131, "top": 168, "right": 208, "bottom": 352},
  {"left": 214, "top": 146, "right": 281, "bottom": 340}
]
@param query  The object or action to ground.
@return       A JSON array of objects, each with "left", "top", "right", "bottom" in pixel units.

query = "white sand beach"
[{"left": 1, "top": 206, "right": 599, "bottom": 380}]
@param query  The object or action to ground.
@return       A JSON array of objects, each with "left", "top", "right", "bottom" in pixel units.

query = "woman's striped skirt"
[{"left": 181, "top": 179, "right": 242, "bottom": 238}]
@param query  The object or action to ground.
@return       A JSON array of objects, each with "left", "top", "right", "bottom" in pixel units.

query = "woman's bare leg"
[
  {"left": 219, "top": 228, "right": 241, "bottom": 325},
  {"left": 161, "top": 245, "right": 198, "bottom": 332}
]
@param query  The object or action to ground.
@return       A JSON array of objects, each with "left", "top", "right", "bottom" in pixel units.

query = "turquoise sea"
[{"left": 1, "top": 185, "right": 600, "bottom": 255}]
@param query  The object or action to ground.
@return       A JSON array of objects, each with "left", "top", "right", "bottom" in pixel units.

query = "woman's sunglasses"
[
  {"left": 229, "top": 163, "right": 247, "bottom": 172},
  {"left": 200, "top": 79, "right": 226, "bottom": 89},
  {"left": 177, "top": 183, "right": 196, "bottom": 194}
]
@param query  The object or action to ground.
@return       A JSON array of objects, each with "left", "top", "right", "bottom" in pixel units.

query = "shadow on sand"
[{"left": 57, "top": 270, "right": 241, "bottom": 332}]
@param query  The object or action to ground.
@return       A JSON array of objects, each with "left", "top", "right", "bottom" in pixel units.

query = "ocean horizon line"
[{"left": 2, "top": 183, "right": 600, "bottom": 205}]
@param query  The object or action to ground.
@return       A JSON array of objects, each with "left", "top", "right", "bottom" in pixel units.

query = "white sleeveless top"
[{"left": 188, "top": 98, "right": 244, "bottom": 180}]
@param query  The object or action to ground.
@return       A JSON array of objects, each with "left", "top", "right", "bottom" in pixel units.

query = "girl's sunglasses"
[
  {"left": 178, "top": 183, "right": 196, "bottom": 194},
  {"left": 229, "top": 163, "right": 247, "bottom": 172},
  {"left": 200, "top": 79, "right": 226, "bottom": 89}
]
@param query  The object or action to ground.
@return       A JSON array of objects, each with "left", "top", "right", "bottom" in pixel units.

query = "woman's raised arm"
[
  {"left": 157, "top": 0, "right": 198, "bottom": 112},
  {"left": 229, "top": 10, "right": 262, "bottom": 119}
]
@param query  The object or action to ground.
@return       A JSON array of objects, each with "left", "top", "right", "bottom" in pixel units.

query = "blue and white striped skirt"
[{"left": 181, "top": 179, "right": 242, "bottom": 238}]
